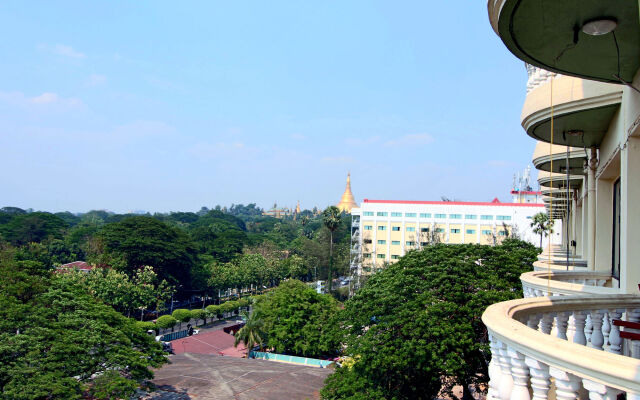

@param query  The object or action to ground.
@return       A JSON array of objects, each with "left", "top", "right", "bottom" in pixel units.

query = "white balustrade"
[{"left": 483, "top": 295, "right": 640, "bottom": 400}]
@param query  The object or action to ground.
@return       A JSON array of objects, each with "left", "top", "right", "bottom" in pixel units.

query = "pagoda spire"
[{"left": 337, "top": 172, "right": 357, "bottom": 213}]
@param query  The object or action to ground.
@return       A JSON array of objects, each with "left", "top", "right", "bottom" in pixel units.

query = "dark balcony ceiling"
[
  {"left": 494, "top": 0, "right": 640, "bottom": 83},
  {"left": 533, "top": 150, "right": 586, "bottom": 174},
  {"left": 539, "top": 174, "right": 583, "bottom": 189},
  {"left": 527, "top": 104, "right": 619, "bottom": 147}
]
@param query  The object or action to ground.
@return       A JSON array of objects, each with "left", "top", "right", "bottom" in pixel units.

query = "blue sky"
[{"left": 0, "top": 1, "right": 536, "bottom": 213}]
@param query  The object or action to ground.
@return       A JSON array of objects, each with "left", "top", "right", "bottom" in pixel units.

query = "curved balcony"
[
  {"left": 532, "top": 141, "right": 587, "bottom": 175},
  {"left": 522, "top": 271, "right": 617, "bottom": 297},
  {"left": 483, "top": 295, "right": 640, "bottom": 400},
  {"left": 521, "top": 75, "right": 622, "bottom": 148},
  {"left": 487, "top": 0, "right": 640, "bottom": 84},
  {"left": 538, "top": 171, "right": 583, "bottom": 190},
  {"left": 533, "top": 258, "right": 587, "bottom": 272}
]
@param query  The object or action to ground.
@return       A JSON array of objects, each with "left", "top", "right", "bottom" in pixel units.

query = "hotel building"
[
  {"left": 350, "top": 190, "right": 551, "bottom": 273},
  {"left": 480, "top": 2, "right": 640, "bottom": 400}
]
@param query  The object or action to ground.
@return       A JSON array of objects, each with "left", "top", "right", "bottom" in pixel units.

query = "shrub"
[
  {"left": 206, "top": 304, "right": 220, "bottom": 319},
  {"left": 191, "top": 309, "right": 207, "bottom": 325},
  {"left": 135, "top": 320, "right": 157, "bottom": 334},
  {"left": 172, "top": 309, "right": 192, "bottom": 323},
  {"left": 155, "top": 315, "right": 177, "bottom": 331}
]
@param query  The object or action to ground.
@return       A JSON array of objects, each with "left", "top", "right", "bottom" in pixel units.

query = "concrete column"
[
  {"left": 571, "top": 193, "right": 577, "bottom": 256},
  {"left": 595, "top": 179, "right": 613, "bottom": 272},
  {"left": 621, "top": 137, "right": 640, "bottom": 293},
  {"left": 587, "top": 148, "right": 598, "bottom": 270}
]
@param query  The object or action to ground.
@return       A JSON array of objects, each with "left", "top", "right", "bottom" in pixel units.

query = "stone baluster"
[
  {"left": 627, "top": 308, "right": 640, "bottom": 359},
  {"left": 566, "top": 313, "right": 576, "bottom": 342},
  {"left": 508, "top": 347, "right": 531, "bottom": 400},
  {"left": 549, "top": 367, "right": 581, "bottom": 400},
  {"left": 608, "top": 309, "right": 623, "bottom": 354},
  {"left": 585, "top": 313, "right": 593, "bottom": 343},
  {"left": 601, "top": 311, "right": 611, "bottom": 350},
  {"left": 555, "top": 312, "right": 569, "bottom": 340},
  {"left": 497, "top": 341, "right": 514, "bottom": 400},
  {"left": 582, "top": 379, "right": 622, "bottom": 400},
  {"left": 573, "top": 311, "right": 587, "bottom": 345},
  {"left": 525, "top": 357, "right": 550, "bottom": 400},
  {"left": 539, "top": 313, "right": 553, "bottom": 335},
  {"left": 589, "top": 310, "right": 605, "bottom": 350},
  {"left": 527, "top": 314, "right": 541, "bottom": 330},
  {"left": 487, "top": 335, "right": 502, "bottom": 400}
]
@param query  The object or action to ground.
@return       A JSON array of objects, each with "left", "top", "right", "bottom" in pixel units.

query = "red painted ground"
[{"left": 171, "top": 329, "right": 247, "bottom": 357}]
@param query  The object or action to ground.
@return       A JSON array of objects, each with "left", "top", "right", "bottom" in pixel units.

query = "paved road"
[{"left": 142, "top": 353, "right": 332, "bottom": 400}]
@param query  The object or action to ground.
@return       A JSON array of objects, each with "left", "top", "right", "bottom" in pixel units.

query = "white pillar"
[
  {"left": 620, "top": 137, "right": 640, "bottom": 293},
  {"left": 587, "top": 147, "right": 598, "bottom": 271}
]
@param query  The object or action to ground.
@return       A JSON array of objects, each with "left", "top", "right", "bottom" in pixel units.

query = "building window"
[
  {"left": 498, "top": 231, "right": 507, "bottom": 236},
  {"left": 466, "top": 229, "right": 476, "bottom": 234},
  {"left": 482, "top": 230, "right": 492, "bottom": 235},
  {"left": 363, "top": 253, "right": 372, "bottom": 259},
  {"left": 435, "top": 228, "right": 444, "bottom": 233},
  {"left": 391, "top": 240, "right": 400, "bottom": 245},
  {"left": 465, "top": 214, "right": 477, "bottom": 220},
  {"left": 377, "top": 254, "right": 386, "bottom": 259},
  {"left": 378, "top": 226, "right": 387, "bottom": 231},
  {"left": 406, "top": 241, "right": 415, "bottom": 246},
  {"left": 451, "top": 229, "right": 460, "bottom": 234},
  {"left": 497, "top": 215, "right": 511, "bottom": 221},
  {"left": 405, "top": 212, "right": 417, "bottom": 218},
  {"left": 406, "top": 227, "right": 416, "bottom": 232},
  {"left": 420, "top": 213, "right": 431, "bottom": 218},
  {"left": 377, "top": 212, "right": 388, "bottom": 217},
  {"left": 449, "top": 214, "right": 461, "bottom": 219},
  {"left": 364, "top": 225, "right": 373, "bottom": 230},
  {"left": 364, "top": 239, "right": 372, "bottom": 244},
  {"left": 420, "top": 242, "right": 428, "bottom": 246},
  {"left": 377, "top": 240, "right": 386, "bottom": 245},
  {"left": 392, "top": 226, "right": 401, "bottom": 231},
  {"left": 391, "top": 212, "right": 402, "bottom": 217},
  {"left": 421, "top": 227, "right": 429, "bottom": 233},
  {"left": 435, "top": 213, "right": 446, "bottom": 219},
  {"left": 613, "top": 178, "right": 621, "bottom": 280},
  {"left": 363, "top": 211, "right": 374, "bottom": 216},
  {"left": 481, "top": 215, "right": 493, "bottom": 220},
  {"left": 391, "top": 255, "right": 400, "bottom": 260}
]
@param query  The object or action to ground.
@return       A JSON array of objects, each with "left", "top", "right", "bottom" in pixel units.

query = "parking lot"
[{"left": 145, "top": 353, "right": 332, "bottom": 400}]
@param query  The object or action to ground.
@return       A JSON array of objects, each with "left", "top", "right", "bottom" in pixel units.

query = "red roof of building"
[
  {"left": 56, "top": 261, "right": 95, "bottom": 273},
  {"left": 362, "top": 199, "right": 544, "bottom": 207},
  {"left": 171, "top": 329, "right": 248, "bottom": 358}
]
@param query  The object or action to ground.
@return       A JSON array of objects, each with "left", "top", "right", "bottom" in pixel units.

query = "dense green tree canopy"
[
  {"left": 97, "top": 216, "right": 196, "bottom": 285},
  {"left": 0, "top": 212, "right": 68, "bottom": 246},
  {"left": 0, "top": 260, "right": 167, "bottom": 399},
  {"left": 322, "top": 239, "right": 540, "bottom": 400},
  {"left": 254, "top": 279, "right": 341, "bottom": 358}
]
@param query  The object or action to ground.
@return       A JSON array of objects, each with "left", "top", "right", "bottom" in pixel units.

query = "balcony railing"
[
  {"left": 483, "top": 295, "right": 640, "bottom": 400},
  {"left": 526, "top": 64, "right": 559, "bottom": 93},
  {"left": 521, "top": 271, "right": 617, "bottom": 297}
]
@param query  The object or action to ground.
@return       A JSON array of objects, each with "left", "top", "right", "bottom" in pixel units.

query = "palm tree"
[
  {"left": 234, "top": 311, "right": 264, "bottom": 356},
  {"left": 322, "top": 206, "right": 342, "bottom": 292},
  {"left": 530, "top": 212, "right": 553, "bottom": 249}
]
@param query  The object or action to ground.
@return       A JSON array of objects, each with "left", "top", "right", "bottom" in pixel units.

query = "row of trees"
[{"left": 0, "top": 204, "right": 353, "bottom": 302}]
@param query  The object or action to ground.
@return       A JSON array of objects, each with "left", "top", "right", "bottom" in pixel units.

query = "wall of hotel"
[{"left": 357, "top": 202, "right": 553, "bottom": 265}]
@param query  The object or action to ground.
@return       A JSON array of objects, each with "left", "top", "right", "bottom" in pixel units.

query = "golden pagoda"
[{"left": 337, "top": 173, "right": 357, "bottom": 213}]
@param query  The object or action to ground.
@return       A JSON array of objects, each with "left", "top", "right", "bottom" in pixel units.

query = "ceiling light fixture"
[
  {"left": 582, "top": 19, "right": 617, "bottom": 36},
  {"left": 566, "top": 130, "right": 584, "bottom": 137}
]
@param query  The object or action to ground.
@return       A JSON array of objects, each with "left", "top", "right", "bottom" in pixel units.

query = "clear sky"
[{"left": 0, "top": 1, "right": 537, "bottom": 213}]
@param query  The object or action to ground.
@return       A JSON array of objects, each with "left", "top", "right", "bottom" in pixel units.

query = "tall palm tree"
[
  {"left": 234, "top": 311, "right": 264, "bottom": 356},
  {"left": 530, "top": 212, "right": 553, "bottom": 249},
  {"left": 322, "top": 206, "right": 342, "bottom": 292}
]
